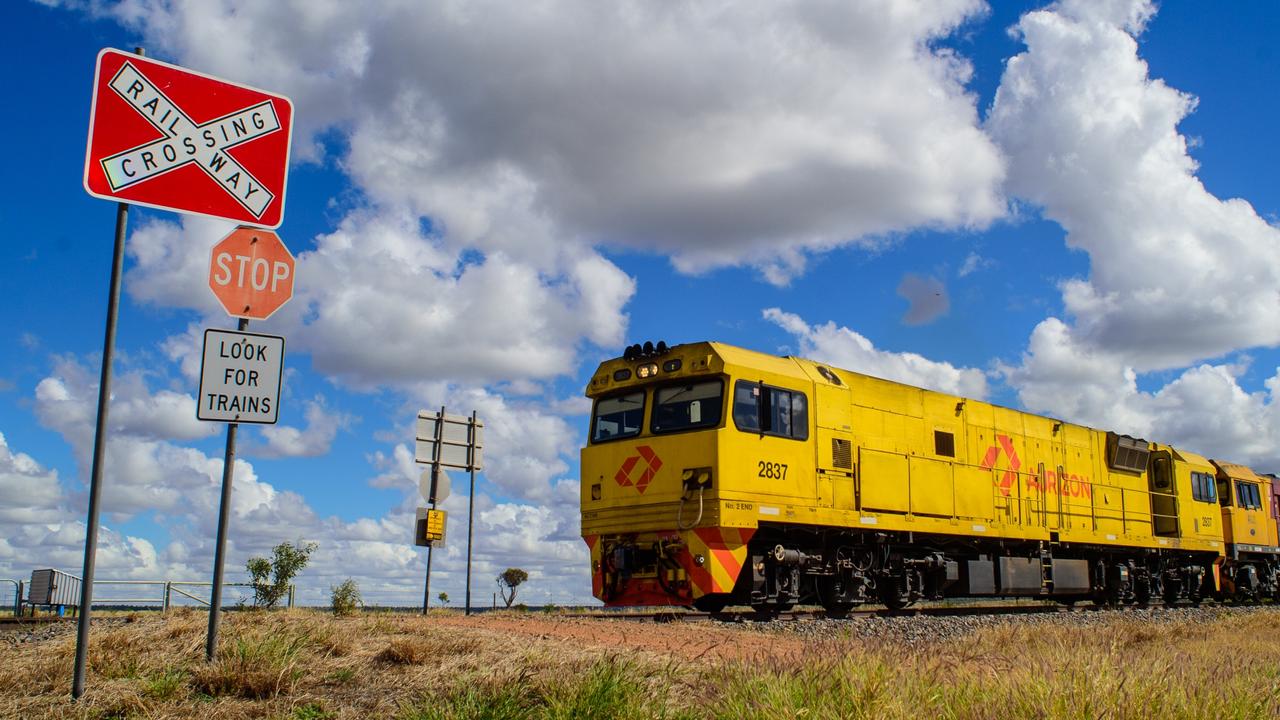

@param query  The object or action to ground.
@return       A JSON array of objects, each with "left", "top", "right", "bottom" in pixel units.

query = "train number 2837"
[{"left": 758, "top": 461, "right": 788, "bottom": 480}]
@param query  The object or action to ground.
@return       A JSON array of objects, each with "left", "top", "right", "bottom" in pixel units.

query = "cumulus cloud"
[
  {"left": 14, "top": 352, "right": 595, "bottom": 604},
  {"left": 96, "top": 0, "right": 1003, "bottom": 283},
  {"left": 1002, "top": 321, "right": 1280, "bottom": 469},
  {"left": 988, "top": 0, "right": 1280, "bottom": 372},
  {"left": 896, "top": 273, "right": 950, "bottom": 326},
  {"left": 250, "top": 397, "right": 352, "bottom": 459},
  {"left": 0, "top": 432, "right": 64, "bottom": 525},
  {"left": 126, "top": 211, "right": 635, "bottom": 388},
  {"left": 764, "top": 308, "right": 989, "bottom": 398},
  {"left": 988, "top": 0, "right": 1280, "bottom": 468}
]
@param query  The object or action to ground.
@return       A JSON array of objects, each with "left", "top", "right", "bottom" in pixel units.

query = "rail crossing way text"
[
  {"left": 101, "top": 62, "right": 281, "bottom": 217},
  {"left": 197, "top": 329, "right": 285, "bottom": 424}
]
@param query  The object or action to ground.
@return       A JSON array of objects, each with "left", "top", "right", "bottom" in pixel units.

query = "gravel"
[{"left": 756, "top": 604, "right": 1280, "bottom": 648}]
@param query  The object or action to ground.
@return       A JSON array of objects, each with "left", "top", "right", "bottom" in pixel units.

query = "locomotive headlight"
[
  {"left": 636, "top": 363, "right": 658, "bottom": 378},
  {"left": 693, "top": 554, "right": 706, "bottom": 567}
]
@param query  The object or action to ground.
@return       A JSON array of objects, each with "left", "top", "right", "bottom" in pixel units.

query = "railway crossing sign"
[
  {"left": 209, "top": 227, "right": 296, "bottom": 320},
  {"left": 197, "top": 328, "right": 285, "bottom": 424},
  {"left": 83, "top": 48, "right": 294, "bottom": 227}
]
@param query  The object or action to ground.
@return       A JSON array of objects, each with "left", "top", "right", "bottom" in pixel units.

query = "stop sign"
[{"left": 208, "top": 227, "right": 295, "bottom": 320}]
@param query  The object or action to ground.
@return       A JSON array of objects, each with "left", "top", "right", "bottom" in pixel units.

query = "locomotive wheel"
[
  {"left": 878, "top": 581, "right": 910, "bottom": 610},
  {"left": 1133, "top": 582, "right": 1151, "bottom": 607},
  {"left": 818, "top": 577, "right": 858, "bottom": 617}
]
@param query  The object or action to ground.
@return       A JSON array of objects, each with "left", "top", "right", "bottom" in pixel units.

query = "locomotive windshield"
[
  {"left": 591, "top": 391, "right": 644, "bottom": 443},
  {"left": 651, "top": 380, "right": 724, "bottom": 433}
]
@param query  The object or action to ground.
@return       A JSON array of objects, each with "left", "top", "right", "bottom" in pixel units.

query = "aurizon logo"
[
  {"left": 980, "top": 434, "right": 1021, "bottom": 497},
  {"left": 615, "top": 446, "right": 663, "bottom": 494},
  {"left": 979, "top": 434, "right": 1095, "bottom": 500}
]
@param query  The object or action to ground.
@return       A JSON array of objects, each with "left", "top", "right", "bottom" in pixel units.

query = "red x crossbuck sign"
[{"left": 83, "top": 49, "right": 294, "bottom": 228}]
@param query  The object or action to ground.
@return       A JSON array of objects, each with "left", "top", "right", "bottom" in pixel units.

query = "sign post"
[
  {"left": 202, "top": 228, "right": 293, "bottom": 660},
  {"left": 414, "top": 409, "right": 483, "bottom": 614},
  {"left": 75, "top": 46, "right": 294, "bottom": 697},
  {"left": 71, "top": 126, "right": 136, "bottom": 703}
]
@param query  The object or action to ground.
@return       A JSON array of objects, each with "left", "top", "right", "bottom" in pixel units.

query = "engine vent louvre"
[{"left": 832, "top": 438, "right": 852, "bottom": 469}]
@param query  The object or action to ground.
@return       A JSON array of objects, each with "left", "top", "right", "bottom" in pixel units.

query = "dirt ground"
[{"left": 432, "top": 612, "right": 807, "bottom": 663}]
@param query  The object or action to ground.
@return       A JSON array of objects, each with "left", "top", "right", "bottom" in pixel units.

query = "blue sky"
[{"left": 2, "top": 0, "right": 1278, "bottom": 605}]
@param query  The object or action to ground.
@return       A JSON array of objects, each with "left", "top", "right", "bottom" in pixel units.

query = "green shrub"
[{"left": 330, "top": 578, "right": 362, "bottom": 616}]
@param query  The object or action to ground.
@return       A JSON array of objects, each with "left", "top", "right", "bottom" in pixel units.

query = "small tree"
[
  {"left": 331, "top": 578, "right": 361, "bottom": 616},
  {"left": 496, "top": 568, "right": 528, "bottom": 608},
  {"left": 246, "top": 540, "right": 317, "bottom": 608},
  {"left": 437, "top": 591, "right": 449, "bottom": 606}
]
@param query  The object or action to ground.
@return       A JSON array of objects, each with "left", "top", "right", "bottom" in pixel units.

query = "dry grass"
[{"left": 1, "top": 607, "right": 1278, "bottom": 719}]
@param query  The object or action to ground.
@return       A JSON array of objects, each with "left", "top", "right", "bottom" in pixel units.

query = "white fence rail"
[{"left": 6, "top": 576, "right": 295, "bottom": 615}]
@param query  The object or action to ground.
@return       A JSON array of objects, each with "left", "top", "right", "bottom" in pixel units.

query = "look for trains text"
[{"left": 202, "top": 337, "right": 274, "bottom": 416}]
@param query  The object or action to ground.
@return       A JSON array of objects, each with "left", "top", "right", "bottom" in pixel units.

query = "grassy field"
[{"left": 2, "top": 607, "right": 1279, "bottom": 719}]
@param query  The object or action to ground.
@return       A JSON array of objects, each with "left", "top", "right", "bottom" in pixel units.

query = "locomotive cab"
[{"left": 580, "top": 342, "right": 817, "bottom": 608}]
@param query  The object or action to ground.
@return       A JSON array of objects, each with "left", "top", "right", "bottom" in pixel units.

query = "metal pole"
[
  {"left": 72, "top": 140, "right": 138, "bottom": 698},
  {"left": 206, "top": 316, "right": 248, "bottom": 661},
  {"left": 465, "top": 410, "right": 477, "bottom": 616},
  {"left": 422, "top": 405, "right": 444, "bottom": 614}
]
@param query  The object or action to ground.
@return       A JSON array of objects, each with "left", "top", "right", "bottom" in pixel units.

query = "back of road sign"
[{"left": 84, "top": 49, "right": 294, "bottom": 228}]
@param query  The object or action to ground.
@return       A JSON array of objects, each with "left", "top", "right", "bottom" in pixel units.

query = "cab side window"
[
  {"left": 1191, "top": 472, "right": 1217, "bottom": 504},
  {"left": 732, "top": 380, "right": 808, "bottom": 440},
  {"left": 1235, "top": 481, "right": 1262, "bottom": 510}
]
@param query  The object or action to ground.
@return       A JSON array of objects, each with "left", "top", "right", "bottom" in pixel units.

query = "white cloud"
[
  {"left": 1001, "top": 320, "right": 1280, "bottom": 469},
  {"left": 987, "top": 0, "right": 1280, "bottom": 371},
  {"left": 764, "top": 308, "right": 989, "bottom": 398},
  {"left": 989, "top": 0, "right": 1280, "bottom": 469},
  {"left": 250, "top": 396, "right": 352, "bottom": 459},
  {"left": 0, "top": 432, "right": 64, "bottom": 524},
  {"left": 100, "top": 0, "right": 1004, "bottom": 283},
  {"left": 896, "top": 273, "right": 950, "bottom": 326},
  {"left": 957, "top": 251, "right": 993, "bottom": 277},
  {"left": 126, "top": 211, "right": 636, "bottom": 389},
  {"left": 11, "top": 351, "right": 595, "bottom": 605}
]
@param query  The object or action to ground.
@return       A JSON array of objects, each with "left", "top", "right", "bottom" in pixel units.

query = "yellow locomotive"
[{"left": 580, "top": 341, "right": 1280, "bottom": 612}]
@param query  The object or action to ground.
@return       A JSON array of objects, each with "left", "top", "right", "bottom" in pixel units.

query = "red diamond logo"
[
  {"left": 980, "top": 434, "right": 1021, "bottom": 497},
  {"left": 614, "top": 446, "right": 663, "bottom": 494}
]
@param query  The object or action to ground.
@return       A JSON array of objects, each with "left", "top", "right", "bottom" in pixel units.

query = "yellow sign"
[
  {"left": 426, "top": 509, "right": 447, "bottom": 541},
  {"left": 415, "top": 507, "right": 448, "bottom": 547}
]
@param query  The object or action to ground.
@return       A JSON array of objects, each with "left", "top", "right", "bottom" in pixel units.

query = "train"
[{"left": 579, "top": 341, "right": 1280, "bottom": 613}]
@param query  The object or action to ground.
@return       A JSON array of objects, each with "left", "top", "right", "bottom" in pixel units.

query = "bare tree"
[{"left": 496, "top": 568, "right": 528, "bottom": 608}]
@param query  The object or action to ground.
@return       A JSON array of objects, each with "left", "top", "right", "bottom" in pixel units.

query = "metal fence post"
[
  {"left": 17, "top": 581, "right": 23, "bottom": 617},
  {"left": 163, "top": 582, "right": 171, "bottom": 613},
  {"left": 287, "top": 585, "right": 295, "bottom": 609}
]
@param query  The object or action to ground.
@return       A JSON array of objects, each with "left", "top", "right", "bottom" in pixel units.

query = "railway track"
[{"left": 583, "top": 601, "right": 1189, "bottom": 623}]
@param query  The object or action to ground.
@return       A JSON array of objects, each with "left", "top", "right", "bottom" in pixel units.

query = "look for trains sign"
[{"left": 83, "top": 49, "right": 294, "bottom": 228}]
